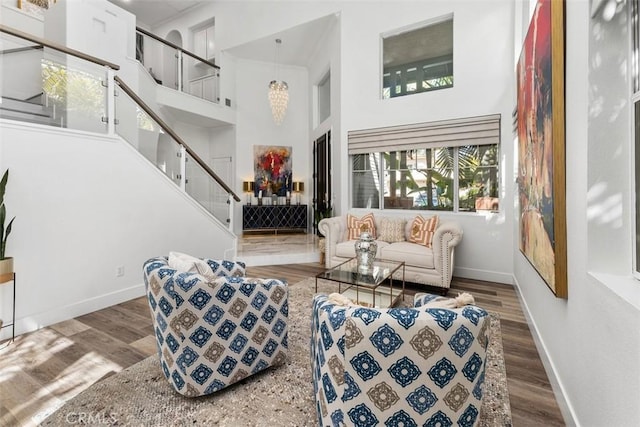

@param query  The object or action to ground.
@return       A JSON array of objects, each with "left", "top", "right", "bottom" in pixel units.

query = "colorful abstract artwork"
[
  {"left": 516, "top": 0, "right": 566, "bottom": 298},
  {"left": 253, "top": 145, "right": 292, "bottom": 197}
]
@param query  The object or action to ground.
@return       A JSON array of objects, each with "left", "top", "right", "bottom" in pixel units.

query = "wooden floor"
[{"left": 0, "top": 263, "right": 565, "bottom": 426}]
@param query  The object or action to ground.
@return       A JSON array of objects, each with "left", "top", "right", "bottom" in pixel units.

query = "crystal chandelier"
[{"left": 268, "top": 39, "right": 288, "bottom": 125}]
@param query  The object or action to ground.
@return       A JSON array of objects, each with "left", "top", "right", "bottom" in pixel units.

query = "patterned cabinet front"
[{"left": 243, "top": 205, "right": 307, "bottom": 232}]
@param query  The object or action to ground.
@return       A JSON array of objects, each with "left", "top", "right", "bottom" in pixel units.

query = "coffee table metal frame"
[{"left": 315, "top": 257, "right": 405, "bottom": 308}]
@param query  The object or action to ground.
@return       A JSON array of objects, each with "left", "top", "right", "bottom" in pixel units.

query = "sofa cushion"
[
  {"left": 380, "top": 241, "right": 434, "bottom": 269},
  {"left": 377, "top": 217, "right": 407, "bottom": 243},
  {"left": 408, "top": 214, "right": 439, "bottom": 247},
  {"left": 335, "top": 240, "right": 390, "bottom": 258},
  {"left": 346, "top": 213, "right": 377, "bottom": 240}
]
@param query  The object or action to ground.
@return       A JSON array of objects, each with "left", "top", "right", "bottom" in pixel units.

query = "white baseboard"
[
  {"left": 0, "top": 283, "right": 146, "bottom": 341},
  {"left": 453, "top": 266, "right": 513, "bottom": 285},
  {"left": 512, "top": 276, "right": 577, "bottom": 427}
]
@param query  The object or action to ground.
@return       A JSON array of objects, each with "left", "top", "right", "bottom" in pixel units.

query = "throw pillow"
[
  {"left": 347, "top": 213, "right": 377, "bottom": 240},
  {"left": 326, "top": 293, "right": 357, "bottom": 306},
  {"left": 168, "top": 251, "right": 217, "bottom": 281},
  {"left": 415, "top": 292, "right": 475, "bottom": 308},
  {"left": 378, "top": 217, "right": 407, "bottom": 243},
  {"left": 408, "top": 214, "right": 439, "bottom": 247}
]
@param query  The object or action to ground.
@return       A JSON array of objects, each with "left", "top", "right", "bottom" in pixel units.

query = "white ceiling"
[
  {"left": 106, "top": 1, "right": 336, "bottom": 67},
  {"left": 225, "top": 14, "right": 336, "bottom": 67},
  {"left": 107, "top": 0, "right": 208, "bottom": 28}
]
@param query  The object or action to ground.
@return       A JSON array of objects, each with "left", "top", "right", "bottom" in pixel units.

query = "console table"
[{"left": 243, "top": 204, "right": 307, "bottom": 233}]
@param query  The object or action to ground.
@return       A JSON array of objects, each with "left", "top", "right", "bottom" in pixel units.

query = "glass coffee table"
[{"left": 315, "top": 258, "right": 405, "bottom": 308}]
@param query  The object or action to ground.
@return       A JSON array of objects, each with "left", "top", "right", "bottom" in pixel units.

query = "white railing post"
[
  {"left": 177, "top": 50, "right": 183, "bottom": 92},
  {"left": 106, "top": 68, "right": 116, "bottom": 135},
  {"left": 179, "top": 145, "right": 187, "bottom": 191}
]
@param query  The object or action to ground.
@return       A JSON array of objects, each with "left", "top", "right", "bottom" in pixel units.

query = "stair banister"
[
  {"left": 136, "top": 26, "right": 219, "bottom": 70},
  {"left": 113, "top": 76, "right": 241, "bottom": 203}
]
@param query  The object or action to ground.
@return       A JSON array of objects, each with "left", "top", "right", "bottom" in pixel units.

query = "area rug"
[{"left": 41, "top": 278, "right": 511, "bottom": 426}]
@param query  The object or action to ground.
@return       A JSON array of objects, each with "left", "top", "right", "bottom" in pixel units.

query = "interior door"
[{"left": 313, "top": 131, "right": 332, "bottom": 234}]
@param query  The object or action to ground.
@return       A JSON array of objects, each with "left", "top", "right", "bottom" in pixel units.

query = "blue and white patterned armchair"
[
  {"left": 143, "top": 256, "right": 289, "bottom": 397},
  {"left": 311, "top": 293, "right": 489, "bottom": 427}
]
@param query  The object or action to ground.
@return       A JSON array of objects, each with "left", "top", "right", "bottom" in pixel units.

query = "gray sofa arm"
[
  {"left": 431, "top": 220, "right": 463, "bottom": 284},
  {"left": 318, "top": 217, "right": 345, "bottom": 267}
]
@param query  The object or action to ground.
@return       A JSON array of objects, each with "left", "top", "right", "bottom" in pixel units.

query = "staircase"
[{"left": 0, "top": 94, "right": 58, "bottom": 127}]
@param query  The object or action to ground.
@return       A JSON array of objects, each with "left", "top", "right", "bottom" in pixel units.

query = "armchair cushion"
[
  {"left": 311, "top": 293, "right": 489, "bottom": 427},
  {"left": 143, "top": 256, "right": 286, "bottom": 398}
]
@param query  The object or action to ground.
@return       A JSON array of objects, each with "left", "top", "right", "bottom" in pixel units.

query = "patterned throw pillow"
[
  {"left": 408, "top": 214, "right": 439, "bottom": 247},
  {"left": 347, "top": 213, "right": 377, "bottom": 240},
  {"left": 378, "top": 217, "right": 406, "bottom": 243}
]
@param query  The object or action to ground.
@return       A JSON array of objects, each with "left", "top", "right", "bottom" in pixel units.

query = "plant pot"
[{"left": 0, "top": 257, "right": 14, "bottom": 280}]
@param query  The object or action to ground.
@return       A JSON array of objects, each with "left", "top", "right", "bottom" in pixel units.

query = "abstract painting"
[
  {"left": 516, "top": 0, "right": 567, "bottom": 298},
  {"left": 253, "top": 145, "right": 292, "bottom": 197}
]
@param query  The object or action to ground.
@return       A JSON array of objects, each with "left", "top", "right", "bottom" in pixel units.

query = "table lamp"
[
  {"left": 293, "top": 181, "right": 304, "bottom": 205},
  {"left": 243, "top": 181, "right": 254, "bottom": 205}
]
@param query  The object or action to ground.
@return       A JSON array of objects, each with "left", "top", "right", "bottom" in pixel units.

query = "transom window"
[{"left": 382, "top": 16, "right": 453, "bottom": 99}]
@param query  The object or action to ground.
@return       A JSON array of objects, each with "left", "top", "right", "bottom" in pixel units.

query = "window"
[
  {"left": 352, "top": 153, "right": 381, "bottom": 209},
  {"left": 352, "top": 146, "right": 499, "bottom": 212},
  {"left": 349, "top": 114, "right": 500, "bottom": 213},
  {"left": 317, "top": 71, "right": 331, "bottom": 125},
  {"left": 382, "top": 16, "right": 453, "bottom": 99}
]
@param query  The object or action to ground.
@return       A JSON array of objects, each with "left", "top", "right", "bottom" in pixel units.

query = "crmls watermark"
[{"left": 65, "top": 411, "right": 118, "bottom": 425}]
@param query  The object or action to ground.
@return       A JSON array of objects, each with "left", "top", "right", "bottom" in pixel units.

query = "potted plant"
[{"left": 0, "top": 169, "right": 15, "bottom": 278}]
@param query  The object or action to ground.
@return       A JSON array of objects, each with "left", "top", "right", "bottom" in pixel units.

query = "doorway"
[
  {"left": 165, "top": 30, "right": 182, "bottom": 90},
  {"left": 313, "top": 131, "right": 332, "bottom": 234}
]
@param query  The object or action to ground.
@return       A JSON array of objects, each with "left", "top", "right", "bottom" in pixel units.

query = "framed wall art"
[
  {"left": 253, "top": 145, "right": 292, "bottom": 197},
  {"left": 516, "top": 0, "right": 567, "bottom": 298}
]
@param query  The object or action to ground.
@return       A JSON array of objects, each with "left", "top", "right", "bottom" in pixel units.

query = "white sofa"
[{"left": 318, "top": 212, "right": 463, "bottom": 291}]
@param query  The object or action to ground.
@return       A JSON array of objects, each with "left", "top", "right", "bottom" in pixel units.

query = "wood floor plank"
[{"left": 0, "top": 262, "right": 566, "bottom": 425}]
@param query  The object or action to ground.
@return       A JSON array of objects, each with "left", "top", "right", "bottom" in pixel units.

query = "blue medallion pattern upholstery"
[
  {"left": 143, "top": 256, "right": 289, "bottom": 397},
  {"left": 311, "top": 293, "right": 489, "bottom": 427}
]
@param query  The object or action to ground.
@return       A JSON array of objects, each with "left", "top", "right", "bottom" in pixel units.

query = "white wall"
[
  {"left": 1, "top": 0, "right": 44, "bottom": 37},
  {"left": 0, "top": 1, "right": 45, "bottom": 102},
  {"left": 512, "top": 1, "right": 640, "bottom": 425},
  {"left": 154, "top": 2, "right": 515, "bottom": 281},
  {"left": 43, "top": 0, "right": 136, "bottom": 66},
  {"left": 336, "top": 1, "right": 515, "bottom": 282},
  {"left": 233, "top": 58, "right": 310, "bottom": 233},
  {"left": 0, "top": 121, "right": 237, "bottom": 340},
  {"left": 308, "top": 13, "right": 341, "bottom": 217}
]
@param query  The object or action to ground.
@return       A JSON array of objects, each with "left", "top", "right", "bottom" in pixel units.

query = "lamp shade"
[
  {"left": 243, "top": 181, "right": 254, "bottom": 192},
  {"left": 293, "top": 181, "right": 304, "bottom": 192}
]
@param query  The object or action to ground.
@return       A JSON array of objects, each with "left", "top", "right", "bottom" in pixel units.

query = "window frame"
[
  {"left": 350, "top": 144, "right": 500, "bottom": 214},
  {"left": 380, "top": 14, "right": 454, "bottom": 100}
]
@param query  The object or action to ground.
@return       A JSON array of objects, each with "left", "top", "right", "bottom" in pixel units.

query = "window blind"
[{"left": 348, "top": 113, "right": 501, "bottom": 155}]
